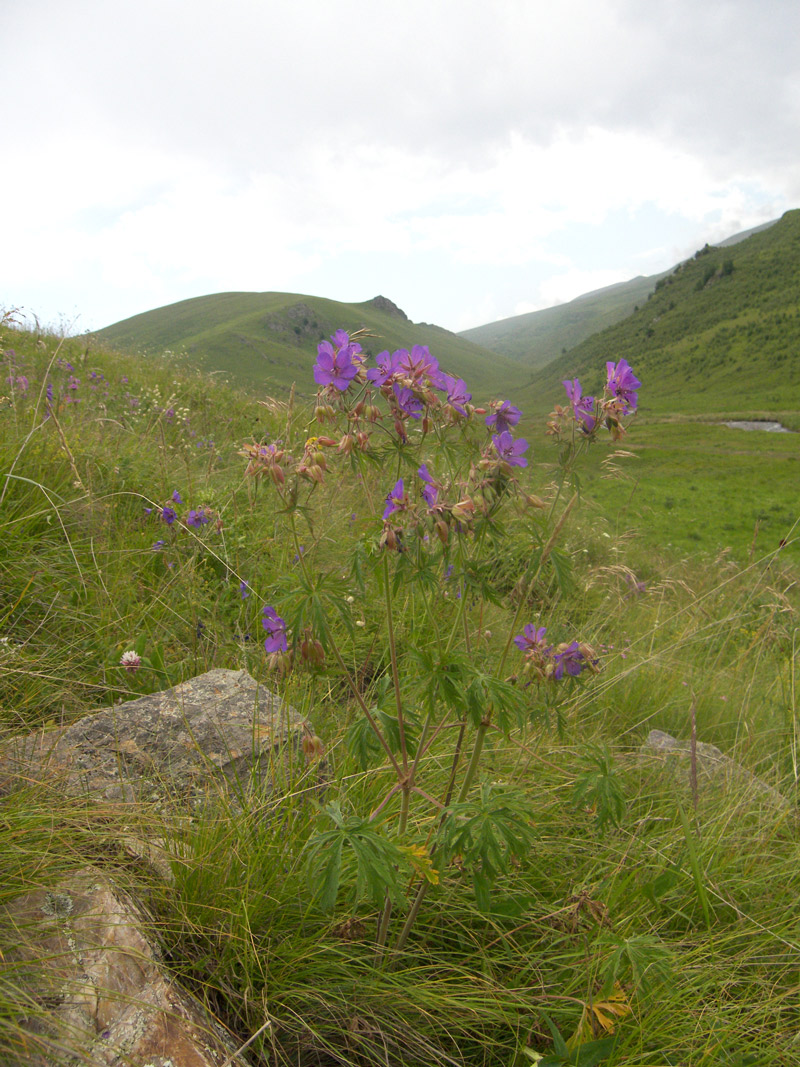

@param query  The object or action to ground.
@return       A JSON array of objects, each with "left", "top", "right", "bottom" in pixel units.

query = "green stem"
[{"left": 383, "top": 554, "right": 409, "bottom": 773}]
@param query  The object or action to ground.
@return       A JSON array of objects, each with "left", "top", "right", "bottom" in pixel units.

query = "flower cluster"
[
  {"left": 550, "top": 359, "right": 641, "bottom": 440},
  {"left": 514, "top": 624, "right": 600, "bottom": 683},
  {"left": 144, "top": 491, "right": 219, "bottom": 532}
]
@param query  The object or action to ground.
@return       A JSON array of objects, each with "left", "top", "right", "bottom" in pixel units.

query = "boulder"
[
  {"left": 641, "top": 729, "right": 789, "bottom": 811},
  {"left": 2, "top": 869, "right": 251, "bottom": 1067},
  {"left": 0, "top": 668, "right": 305, "bottom": 807}
]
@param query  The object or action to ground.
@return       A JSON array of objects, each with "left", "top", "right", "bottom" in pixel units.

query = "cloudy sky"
[{"left": 3, "top": 0, "right": 799, "bottom": 334}]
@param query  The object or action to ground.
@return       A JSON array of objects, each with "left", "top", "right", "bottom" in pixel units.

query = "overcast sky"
[{"left": 3, "top": 0, "right": 799, "bottom": 334}]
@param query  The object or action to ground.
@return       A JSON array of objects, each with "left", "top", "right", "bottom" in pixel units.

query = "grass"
[{"left": 2, "top": 320, "right": 800, "bottom": 1065}]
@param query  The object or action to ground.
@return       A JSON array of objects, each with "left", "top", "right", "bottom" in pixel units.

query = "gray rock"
[
  {"left": 0, "top": 668, "right": 305, "bottom": 807},
  {"left": 2, "top": 869, "right": 251, "bottom": 1067},
  {"left": 642, "top": 729, "right": 790, "bottom": 811}
]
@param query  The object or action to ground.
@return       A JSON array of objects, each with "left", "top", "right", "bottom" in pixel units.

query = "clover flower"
[
  {"left": 262, "top": 606, "right": 288, "bottom": 653},
  {"left": 486, "top": 400, "right": 521, "bottom": 435},
  {"left": 120, "top": 650, "right": 142, "bottom": 674}
]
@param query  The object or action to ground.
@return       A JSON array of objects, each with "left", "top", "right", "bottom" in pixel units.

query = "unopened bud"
[{"left": 270, "top": 465, "right": 285, "bottom": 486}]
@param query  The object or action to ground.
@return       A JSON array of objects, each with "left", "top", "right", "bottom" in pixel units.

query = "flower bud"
[{"left": 270, "top": 464, "right": 285, "bottom": 486}]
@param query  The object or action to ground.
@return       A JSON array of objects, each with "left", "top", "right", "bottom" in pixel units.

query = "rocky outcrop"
[
  {"left": 3, "top": 870, "right": 249, "bottom": 1067},
  {"left": 0, "top": 669, "right": 301, "bottom": 1066},
  {"left": 366, "top": 295, "right": 409, "bottom": 320},
  {"left": 641, "top": 729, "right": 789, "bottom": 811},
  {"left": 0, "top": 668, "right": 304, "bottom": 807}
]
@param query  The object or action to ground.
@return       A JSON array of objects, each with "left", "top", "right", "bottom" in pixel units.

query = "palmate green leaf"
[
  {"left": 441, "top": 783, "right": 536, "bottom": 910},
  {"left": 548, "top": 548, "right": 574, "bottom": 596},
  {"left": 304, "top": 802, "right": 409, "bottom": 910}
]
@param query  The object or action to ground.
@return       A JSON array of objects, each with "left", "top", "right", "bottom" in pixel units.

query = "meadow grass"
[{"left": 1, "top": 323, "right": 799, "bottom": 1066}]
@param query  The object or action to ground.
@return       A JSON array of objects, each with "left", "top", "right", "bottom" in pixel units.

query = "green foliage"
[{"left": 571, "top": 745, "right": 626, "bottom": 830}]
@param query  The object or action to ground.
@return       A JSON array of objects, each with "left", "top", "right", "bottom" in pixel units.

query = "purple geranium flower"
[
  {"left": 513, "top": 624, "right": 548, "bottom": 652},
  {"left": 366, "top": 349, "right": 398, "bottom": 386},
  {"left": 239, "top": 579, "right": 251, "bottom": 599},
  {"left": 417, "top": 464, "right": 438, "bottom": 508},
  {"left": 151, "top": 539, "right": 166, "bottom": 551},
  {"left": 392, "top": 384, "right": 423, "bottom": 419},
  {"left": 486, "top": 401, "right": 521, "bottom": 435},
  {"left": 383, "top": 478, "right": 406, "bottom": 520},
  {"left": 552, "top": 641, "right": 585, "bottom": 680},
  {"left": 314, "top": 336, "right": 360, "bottom": 391},
  {"left": 492, "top": 431, "right": 529, "bottom": 468},
  {"left": 160, "top": 506, "right": 177, "bottom": 525},
  {"left": 440, "top": 374, "right": 472, "bottom": 416},
  {"left": 563, "top": 379, "right": 596, "bottom": 432},
  {"left": 262, "top": 606, "right": 288, "bottom": 653},
  {"left": 393, "top": 345, "right": 440, "bottom": 383},
  {"left": 605, "top": 359, "right": 641, "bottom": 413},
  {"left": 187, "top": 508, "right": 211, "bottom": 528},
  {"left": 172, "top": 490, "right": 183, "bottom": 504}
]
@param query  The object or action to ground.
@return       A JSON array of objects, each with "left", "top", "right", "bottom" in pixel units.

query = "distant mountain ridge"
[
  {"left": 459, "top": 218, "right": 780, "bottom": 368},
  {"left": 517, "top": 209, "right": 800, "bottom": 417},
  {"left": 92, "top": 291, "right": 521, "bottom": 400}
]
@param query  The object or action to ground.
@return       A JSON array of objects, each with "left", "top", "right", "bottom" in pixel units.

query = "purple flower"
[
  {"left": 392, "top": 384, "right": 423, "bottom": 419},
  {"left": 366, "top": 349, "right": 398, "bottom": 386},
  {"left": 164, "top": 407, "right": 176, "bottom": 421},
  {"left": 383, "top": 478, "right": 406, "bottom": 520},
  {"left": 160, "top": 506, "right": 177, "bottom": 525},
  {"left": 46, "top": 381, "right": 53, "bottom": 403},
  {"left": 552, "top": 641, "right": 586, "bottom": 680},
  {"left": 187, "top": 508, "right": 211, "bottom": 528},
  {"left": 172, "top": 490, "right": 183, "bottom": 504},
  {"left": 417, "top": 464, "right": 438, "bottom": 507},
  {"left": 151, "top": 539, "right": 166, "bottom": 550},
  {"left": 393, "top": 345, "right": 439, "bottom": 383},
  {"left": 67, "top": 376, "right": 80, "bottom": 391},
  {"left": 314, "top": 336, "right": 359, "bottom": 391},
  {"left": 563, "top": 379, "right": 596, "bottom": 432},
  {"left": 513, "top": 624, "right": 548, "bottom": 652},
  {"left": 486, "top": 401, "right": 521, "bottom": 435},
  {"left": 440, "top": 375, "right": 472, "bottom": 416},
  {"left": 605, "top": 359, "right": 641, "bottom": 413},
  {"left": 262, "top": 606, "right": 288, "bottom": 653},
  {"left": 492, "top": 431, "right": 529, "bottom": 468},
  {"left": 239, "top": 580, "right": 251, "bottom": 599}
]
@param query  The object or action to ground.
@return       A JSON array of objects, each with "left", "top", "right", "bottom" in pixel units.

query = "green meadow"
[{"left": 2, "top": 315, "right": 800, "bottom": 1067}]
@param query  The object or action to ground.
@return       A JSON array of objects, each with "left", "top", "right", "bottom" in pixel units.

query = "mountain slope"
[
  {"left": 517, "top": 209, "right": 800, "bottom": 417},
  {"left": 92, "top": 292, "right": 520, "bottom": 400},
  {"left": 459, "top": 273, "right": 663, "bottom": 366},
  {"left": 460, "top": 219, "right": 780, "bottom": 368}
]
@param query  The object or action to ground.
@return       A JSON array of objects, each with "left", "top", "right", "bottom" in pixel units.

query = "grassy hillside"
[
  {"left": 92, "top": 291, "right": 520, "bottom": 401},
  {"left": 518, "top": 209, "right": 800, "bottom": 417},
  {"left": 459, "top": 273, "right": 662, "bottom": 366},
  {"left": 459, "top": 219, "right": 778, "bottom": 369}
]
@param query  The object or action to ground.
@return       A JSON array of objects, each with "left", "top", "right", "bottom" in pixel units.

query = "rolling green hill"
[
  {"left": 517, "top": 209, "right": 800, "bottom": 418},
  {"left": 459, "top": 273, "right": 663, "bottom": 366},
  {"left": 92, "top": 292, "right": 520, "bottom": 401}
]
